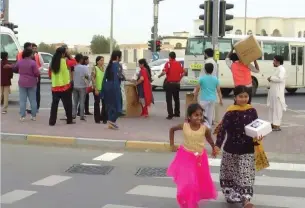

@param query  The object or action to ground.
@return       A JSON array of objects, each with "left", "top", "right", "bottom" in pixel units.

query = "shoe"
[
  {"left": 166, "top": 116, "right": 173, "bottom": 120},
  {"left": 85, "top": 112, "right": 93, "bottom": 115},
  {"left": 67, "top": 121, "right": 76, "bottom": 124},
  {"left": 108, "top": 121, "right": 119, "bottom": 130},
  {"left": 2, "top": 110, "right": 7, "bottom": 114},
  {"left": 31, "top": 116, "right": 36, "bottom": 121},
  {"left": 20, "top": 117, "right": 25, "bottom": 122},
  {"left": 174, "top": 114, "right": 180, "bottom": 117},
  {"left": 80, "top": 117, "right": 86, "bottom": 121}
]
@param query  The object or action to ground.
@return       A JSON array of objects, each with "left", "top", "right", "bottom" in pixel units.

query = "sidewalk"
[{"left": 1, "top": 100, "right": 304, "bottom": 154}]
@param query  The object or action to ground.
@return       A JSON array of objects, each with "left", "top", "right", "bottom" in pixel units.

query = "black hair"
[
  {"left": 204, "top": 48, "right": 214, "bottom": 58},
  {"left": 22, "top": 48, "right": 33, "bottom": 58},
  {"left": 32, "top": 43, "right": 37, "bottom": 48},
  {"left": 274, "top": 55, "right": 284, "bottom": 65},
  {"left": 50, "top": 47, "right": 66, "bottom": 74},
  {"left": 233, "top": 85, "right": 249, "bottom": 104},
  {"left": 105, "top": 50, "right": 122, "bottom": 79},
  {"left": 205, "top": 63, "right": 214, "bottom": 74},
  {"left": 1, "top": 51, "right": 8, "bottom": 60},
  {"left": 95, "top": 56, "right": 104, "bottom": 66},
  {"left": 138, "top": 58, "right": 152, "bottom": 82},
  {"left": 75, "top": 53, "right": 83, "bottom": 63},
  {"left": 187, "top": 103, "right": 206, "bottom": 122},
  {"left": 230, "top": 53, "right": 239, "bottom": 62},
  {"left": 81, "top": 56, "right": 89, "bottom": 65},
  {"left": 169, "top": 51, "right": 176, "bottom": 59},
  {"left": 24, "top": 42, "right": 32, "bottom": 49}
]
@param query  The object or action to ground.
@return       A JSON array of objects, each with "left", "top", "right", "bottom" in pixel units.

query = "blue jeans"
[{"left": 19, "top": 86, "right": 37, "bottom": 117}]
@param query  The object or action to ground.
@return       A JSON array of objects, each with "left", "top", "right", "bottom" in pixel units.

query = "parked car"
[{"left": 39, "top": 52, "right": 53, "bottom": 79}]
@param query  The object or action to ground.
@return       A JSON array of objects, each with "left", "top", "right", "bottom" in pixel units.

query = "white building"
[{"left": 193, "top": 17, "right": 305, "bottom": 37}]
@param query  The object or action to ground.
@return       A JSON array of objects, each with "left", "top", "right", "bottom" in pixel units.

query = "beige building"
[{"left": 193, "top": 17, "right": 305, "bottom": 37}]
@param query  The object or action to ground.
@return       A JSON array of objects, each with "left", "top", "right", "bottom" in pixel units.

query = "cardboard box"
[
  {"left": 234, "top": 35, "right": 262, "bottom": 65},
  {"left": 124, "top": 84, "right": 142, "bottom": 117},
  {"left": 245, "top": 119, "right": 272, "bottom": 138}
]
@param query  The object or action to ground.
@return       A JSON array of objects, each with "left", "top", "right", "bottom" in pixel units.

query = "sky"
[{"left": 8, "top": 0, "right": 305, "bottom": 45}]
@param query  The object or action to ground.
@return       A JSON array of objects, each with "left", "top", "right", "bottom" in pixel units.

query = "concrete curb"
[{"left": 0, "top": 133, "right": 177, "bottom": 152}]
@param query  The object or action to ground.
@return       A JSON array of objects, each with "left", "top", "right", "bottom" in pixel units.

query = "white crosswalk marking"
[
  {"left": 1, "top": 190, "right": 37, "bottom": 204},
  {"left": 32, "top": 175, "right": 72, "bottom": 186},
  {"left": 126, "top": 185, "right": 305, "bottom": 208},
  {"left": 102, "top": 205, "right": 145, "bottom": 208},
  {"left": 93, "top": 152, "right": 124, "bottom": 161}
]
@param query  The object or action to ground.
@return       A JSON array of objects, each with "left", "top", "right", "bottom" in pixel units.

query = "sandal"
[{"left": 243, "top": 201, "right": 254, "bottom": 208}]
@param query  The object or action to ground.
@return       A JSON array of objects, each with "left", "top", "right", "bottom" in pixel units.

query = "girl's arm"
[
  {"left": 205, "top": 128, "right": 215, "bottom": 149},
  {"left": 135, "top": 76, "right": 144, "bottom": 85},
  {"left": 215, "top": 112, "right": 230, "bottom": 148},
  {"left": 169, "top": 124, "right": 183, "bottom": 148}
]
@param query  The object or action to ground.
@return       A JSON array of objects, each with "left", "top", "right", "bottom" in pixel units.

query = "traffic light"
[
  {"left": 148, "top": 40, "right": 154, "bottom": 51},
  {"left": 198, "top": 0, "right": 213, "bottom": 36},
  {"left": 2, "top": 22, "right": 18, "bottom": 34},
  {"left": 219, "top": 0, "right": 234, "bottom": 37},
  {"left": 156, "top": 40, "right": 161, "bottom": 52}
]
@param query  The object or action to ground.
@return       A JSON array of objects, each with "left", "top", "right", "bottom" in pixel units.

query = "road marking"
[
  {"left": 93, "top": 152, "right": 123, "bottom": 161},
  {"left": 102, "top": 205, "right": 145, "bottom": 208},
  {"left": 293, "top": 114, "right": 305, "bottom": 118},
  {"left": 158, "top": 173, "right": 305, "bottom": 188},
  {"left": 32, "top": 175, "right": 71, "bottom": 186},
  {"left": 207, "top": 158, "right": 305, "bottom": 172},
  {"left": 1, "top": 190, "right": 37, "bottom": 204},
  {"left": 81, "top": 163, "right": 101, "bottom": 166},
  {"left": 126, "top": 185, "right": 304, "bottom": 208}
]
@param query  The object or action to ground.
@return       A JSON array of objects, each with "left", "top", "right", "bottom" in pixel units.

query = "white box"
[{"left": 245, "top": 119, "right": 272, "bottom": 138}]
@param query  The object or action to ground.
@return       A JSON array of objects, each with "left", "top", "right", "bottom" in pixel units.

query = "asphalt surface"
[
  {"left": 1, "top": 143, "right": 305, "bottom": 208},
  {"left": 7, "top": 78, "right": 305, "bottom": 112}
]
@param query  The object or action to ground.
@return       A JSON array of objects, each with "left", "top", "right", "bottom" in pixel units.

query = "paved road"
[
  {"left": 7, "top": 80, "right": 305, "bottom": 112},
  {"left": 1, "top": 143, "right": 305, "bottom": 208}
]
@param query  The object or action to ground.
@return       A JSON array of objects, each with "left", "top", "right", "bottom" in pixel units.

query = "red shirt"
[
  {"left": 163, "top": 59, "right": 184, "bottom": 82},
  {"left": 1, "top": 59, "right": 13, "bottom": 86}
]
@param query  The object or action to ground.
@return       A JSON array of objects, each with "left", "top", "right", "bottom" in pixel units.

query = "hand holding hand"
[{"left": 212, "top": 146, "right": 220, "bottom": 158}]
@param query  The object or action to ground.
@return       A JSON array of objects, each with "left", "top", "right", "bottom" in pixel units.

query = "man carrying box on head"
[{"left": 225, "top": 48, "right": 260, "bottom": 104}]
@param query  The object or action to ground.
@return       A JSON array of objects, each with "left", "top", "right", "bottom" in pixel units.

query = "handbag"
[{"left": 254, "top": 140, "right": 270, "bottom": 171}]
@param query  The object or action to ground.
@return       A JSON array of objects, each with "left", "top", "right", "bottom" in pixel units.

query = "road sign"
[{"left": 152, "top": 52, "right": 159, "bottom": 61}]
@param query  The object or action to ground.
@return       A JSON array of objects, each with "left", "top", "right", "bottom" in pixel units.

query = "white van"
[{"left": 0, "top": 26, "right": 22, "bottom": 93}]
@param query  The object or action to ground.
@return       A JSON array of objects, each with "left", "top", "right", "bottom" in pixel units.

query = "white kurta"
[{"left": 267, "top": 65, "right": 287, "bottom": 126}]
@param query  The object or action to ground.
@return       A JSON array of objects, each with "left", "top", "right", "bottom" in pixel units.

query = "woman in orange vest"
[{"left": 225, "top": 49, "right": 260, "bottom": 104}]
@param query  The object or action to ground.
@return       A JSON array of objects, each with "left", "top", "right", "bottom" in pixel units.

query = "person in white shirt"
[{"left": 267, "top": 55, "right": 287, "bottom": 131}]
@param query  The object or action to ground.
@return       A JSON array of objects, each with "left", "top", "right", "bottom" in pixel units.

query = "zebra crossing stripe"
[
  {"left": 207, "top": 158, "right": 305, "bottom": 172},
  {"left": 1, "top": 190, "right": 37, "bottom": 204},
  {"left": 126, "top": 185, "right": 305, "bottom": 208}
]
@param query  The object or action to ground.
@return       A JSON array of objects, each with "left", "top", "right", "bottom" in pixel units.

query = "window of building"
[
  {"left": 261, "top": 29, "right": 268, "bottom": 36},
  {"left": 262, "top": 41, "right": 289, "bottom": 60},
  {"left": 175, "top": 43, "right": 182, "bottom": 49},
  {"left": 235, "top": 29, "right": 242, "bottom": 35},
  {"left": 298, "top": 31, "right": 302, "bottom": 37},
  {"left": 0, "top": 34, "right": 19, "bottom": 61},
  {"left": 163, "top": 42, "right": 170, "bottom": 45},
  {"left": 272, "top": 29, "right": 281, "bottom": 37}
]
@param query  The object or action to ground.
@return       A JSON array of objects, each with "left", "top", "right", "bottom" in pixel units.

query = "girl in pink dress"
[{"left": 167, "top": 103, "right": 218, "bottom": 208}]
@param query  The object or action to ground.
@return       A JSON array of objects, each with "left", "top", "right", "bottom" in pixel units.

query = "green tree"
[
  {"left": 38, "top": 42, "right": 56, "bottom": 54},
  {"left": 90, "top": 35, "right": 119, "bottom": 54}
]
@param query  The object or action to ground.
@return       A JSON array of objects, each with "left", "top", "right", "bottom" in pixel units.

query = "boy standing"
[{"left": 1, "top": 52, "right": 13, "bottom": 114}]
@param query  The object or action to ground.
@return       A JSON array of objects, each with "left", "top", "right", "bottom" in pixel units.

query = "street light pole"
[
  {"left": 153, "top": 0, "right": 159, "bottom": 52},
  {"left": 109, "top": 0, "right": 114, "bottom": 54},
  {"left": 3, "top": 0, "right": 9, "bottom": 22},
  {"left": 244, "top": 0, "right": 247, "bottom": 35}
]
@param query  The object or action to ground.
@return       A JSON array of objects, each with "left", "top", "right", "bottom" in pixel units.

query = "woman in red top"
[
  {"left": 1, "top": 52, "right": 13, "bottom": 114},
  {"left": 135, "top": 59, "right": 154, "bottom": 117}
]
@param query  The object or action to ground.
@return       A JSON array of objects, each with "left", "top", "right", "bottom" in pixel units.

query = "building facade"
[{"left": 193, "top": 17, "right": 305, "bottom": 37}]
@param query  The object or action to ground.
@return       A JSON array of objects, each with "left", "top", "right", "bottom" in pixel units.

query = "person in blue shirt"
[{"left": 194, "top": 63, "right": 223, "bottom": 127}]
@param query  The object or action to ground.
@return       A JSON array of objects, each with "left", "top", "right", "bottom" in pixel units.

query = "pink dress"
[{"left": 167, "top": 123, "right": 217, "bottom": 208}]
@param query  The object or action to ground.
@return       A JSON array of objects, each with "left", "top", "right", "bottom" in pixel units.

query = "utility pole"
[
  {"left": 212, "top": 0, "right": 220, "bottom": 123},
  {"left": 109, "top": 0, "right": 114, "bottom": 54},
  {"left": 244, "top": 0, "right": 247, "bottom": 35},
  {"left": 153, "top": 0, "right": 159, "bottom": 52},
  {"left": 3, "top": 0, "right": 9, "bottom": 22}
]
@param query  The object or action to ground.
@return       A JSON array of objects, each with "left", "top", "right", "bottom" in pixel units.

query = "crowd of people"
[{"left": 1, "top": 40, "right": 288, "bottom": 208}]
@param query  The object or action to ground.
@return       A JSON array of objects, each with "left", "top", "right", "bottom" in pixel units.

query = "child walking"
[{"left": 167, "top": 103, "right": 218, "bottom": 208}]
